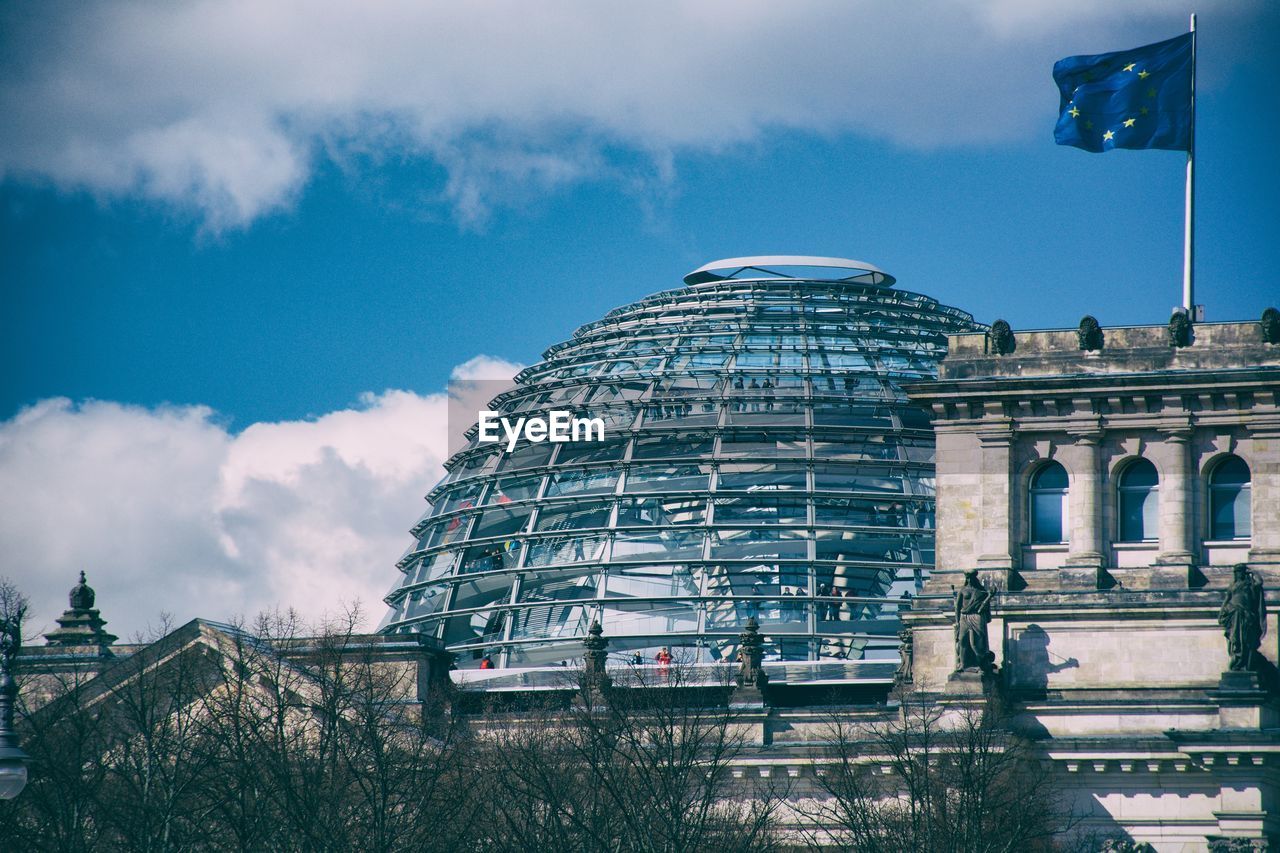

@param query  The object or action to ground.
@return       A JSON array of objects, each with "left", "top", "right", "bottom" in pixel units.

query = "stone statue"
[
  {"left": 1077, "top": 315, "right": 1104, "bottom": 351},
  {"left": 895, "top": 626, "right": 913, "bottom": 684},
  {"left": 1262, "top": 307, "right": 1280, "bottom": 345},
  {"left": 1218, "top": 564, "right": 1266, "bottom": 672},
  {"left": 987, "top": 320, "right": 1015, "bottom": 356},
  {"left": 1168, "top": 310, "right": 1193, "bottom": 348},
  {"left": 736, "top": 616, "right": 767, "bottom": 688},
  {"left": 953, "top": 570, "right": 994, "bottom": 673}
]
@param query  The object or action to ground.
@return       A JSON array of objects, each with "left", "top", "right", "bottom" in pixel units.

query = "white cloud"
[
  {"left": 0, "top": 0, "right": 1252, "bottom": 230},
  {"left": 0, "top": 354, "right": 525, "bottom": 642}
]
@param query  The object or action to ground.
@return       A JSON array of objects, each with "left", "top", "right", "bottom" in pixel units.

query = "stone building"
[
  {"left": 903, "top": 316, "right": 1280, "bottom": 849},
  {"left": 10, "top": 312, "right": 1280, "bottom": 852}
]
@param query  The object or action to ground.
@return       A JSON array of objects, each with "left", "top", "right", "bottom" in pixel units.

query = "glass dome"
[{"left": 380, "top": 258, "right": 978, "bottom": 684}]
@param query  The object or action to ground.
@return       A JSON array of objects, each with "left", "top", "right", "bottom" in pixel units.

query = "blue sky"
[{"left": 2, "top": 1, "right": 1277, "bottom": 636}]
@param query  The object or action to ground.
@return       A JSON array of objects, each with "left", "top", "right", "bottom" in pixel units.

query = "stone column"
[
  {"left": 1065, "top": 433, "right": 1104, "bottom": 569},
  {"left": 1248, "top": 427, "right": 1280, "bottom": 567},
  {"left": 1158, "top": 431, "right": 1195, "bottom": 567},
  {"left": 975, "top": 431, "right": 1016, "bottom": 571}
]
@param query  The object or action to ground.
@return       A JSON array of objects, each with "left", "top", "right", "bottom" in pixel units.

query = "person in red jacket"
[{"left": 655, "top": 646, "right": 673, "bottom": 677}]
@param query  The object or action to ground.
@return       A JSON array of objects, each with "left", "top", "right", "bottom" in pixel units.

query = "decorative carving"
[
  {"left": 1262, "top": 307, "right": 1280, "bottom": 344},
  {"left": 1218, "top": 564, "right": 1266, "bottom": 672},
  {"left": 895, "top": 626, "right": 913, "bottom": 684},
  {"left": 1168, "top": 310, "right": 1193, "bottom": 348},
  {"left": 736, "top": 616, "right": 768, "bottom": 689},
  {"left": 987, "top": 320, "right": 1015, "bottom": 355},
  {"left": 1077, "top": 315, "right": 1104, "bottom": 351},
  {"left": 953, "top": 570, "right": 994, "bottom": 674}
]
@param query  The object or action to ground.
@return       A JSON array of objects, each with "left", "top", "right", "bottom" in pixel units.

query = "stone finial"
[
  {"left": 1077, "top": 315, "right": 1104, "bottom": 351},
  {"left": 735, "top": 616, "right": 767, "bottom": 689},
  {"left": 987, "top": 320, "right": 1015, "bottom": 355},
  {"left": 582, "top": 619, "right": 608, "bottom": 678},
  {"left": 69, "top": 570, "right": 94, "bottom": 611},
  {"left": 1262, "top": 307, "right": 1280, "bottom": 344},
  {"left": 1168, "top": 310, "right": 1193, "bottom": 348},
  {"left": 44, "top": 571, "right": 117, "bottom": 650}
]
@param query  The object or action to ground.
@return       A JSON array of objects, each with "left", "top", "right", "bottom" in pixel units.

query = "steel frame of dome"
[{"left": 379, "top": 258, "right": 978, "bottom": 682}]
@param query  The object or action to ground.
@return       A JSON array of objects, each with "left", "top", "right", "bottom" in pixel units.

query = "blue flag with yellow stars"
[{"left": 1053, "top": 33, "right": 1192, "bottom": 153}]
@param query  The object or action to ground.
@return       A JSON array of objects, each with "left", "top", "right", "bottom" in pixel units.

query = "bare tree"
[{"left": 807, "top": 692, "right": 1076, "bottom": 853}]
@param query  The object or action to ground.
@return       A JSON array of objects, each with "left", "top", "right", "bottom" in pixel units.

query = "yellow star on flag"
[
  {"left": 1069, "top": 106, "right": 1081, "bottom": 118},
  {"left": 1085, "top": 120, "right": 1094, "bottom": 130},
  {"left": 1146, "top": 87, "right": 1157, "bottom": 98},
  {"left": 1103, "top": 130, "right": 1115, "bottom": 141},
  {"left": 1123, "top": 118, "right": 1136, "bottom": 127},
  {"left": 1138, "top": 70, "right": 1150, "bottom": 79},
  {"left": 1140, "top": 106, "right": 1150, "bottom": 115},
  {"left": 1123, "top": 63, "right": 1136, "bottom": 72}
]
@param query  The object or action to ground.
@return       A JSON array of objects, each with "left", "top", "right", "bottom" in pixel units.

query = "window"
[
  {"left": 1209, "top": 455, "right": 1251, "bottom": 540},
  {"left": 1117, "top": 459, "right": 1159, "bottom": 542},
  {"left": 1029, "top": 462, "right": 1069, "bottom": 544}
]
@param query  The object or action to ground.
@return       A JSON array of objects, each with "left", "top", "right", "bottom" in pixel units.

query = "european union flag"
[{"left": 1053, "top": 33, "right": 1192, "bottom": 153}]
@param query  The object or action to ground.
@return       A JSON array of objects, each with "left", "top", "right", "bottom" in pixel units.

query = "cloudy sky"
[{"left": 3, "top": 1, "right": 1277, "bottom": 639}]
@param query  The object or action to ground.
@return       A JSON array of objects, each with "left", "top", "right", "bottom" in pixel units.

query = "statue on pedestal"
[
  {"left": 1218, "top": 564, "right": 1266, "bottom": 672},
  {"left": 953, "top": 570, "right": 994, "bottom": 673}
]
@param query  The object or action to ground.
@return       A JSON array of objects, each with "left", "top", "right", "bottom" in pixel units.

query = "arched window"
[
  {"left": 1030, "top": 462, "right": 1069, "bottom": 544},
  {"left": 1117, "top": 458, "right": 1159, "bottom": 542},
  {"left": 1209, "top": 455, "right": 1252, "bottom": 540}
]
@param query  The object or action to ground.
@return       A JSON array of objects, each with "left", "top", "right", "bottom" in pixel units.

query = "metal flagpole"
[{"left": 1183, "top": 13, "right": 1197, "bottom": 314}]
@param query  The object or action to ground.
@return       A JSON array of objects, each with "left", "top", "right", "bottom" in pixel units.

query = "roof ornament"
[
  {"left": 987, "top": 320, "right": 1015, "bottom": 355},
  {"left": 1077, "top": 315, "right": 1104, "bottom": 351},
  {"left": 1168, "top": 310, "right": 1193, "bottom": 348},
  {"left": 1262, "top": 307, "right": 1280, "bottom": 345}
]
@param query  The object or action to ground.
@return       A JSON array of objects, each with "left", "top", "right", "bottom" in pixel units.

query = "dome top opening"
[{"left": 683, "top": 256, "right": 895, "bottom": 287}]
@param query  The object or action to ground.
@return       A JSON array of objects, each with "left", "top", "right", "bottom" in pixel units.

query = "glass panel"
[
  {"left": 811, "top": 401, "right": 894, "bottom": 427},
  {"left": 623, "top": 464, "right": 712, "bottom": 493},
  {"left": 616, "top": 496, "right": 706, "bottom": 526},
  {"left": 814, "top": 529, "right": 918, "bottom": 564},
  {"left": 1032, "top": 462, "right": 1068, "bottom": 490},
  {"left": 716, "top": 463, "right": 807, "bottom": 492},
  {"left": 605, "top": 565, "right": 700, "bottom": 598},
  {"left": 545, "top": 468, "right": 618, "bottom": 497},
  {"left": 814, "top": 497, "right": 916, "bottom": 528},
  {"left": 1119, "top": 487, "right": 1158, "bottom": 542},
  {"left": 496, "top": 441, "right": 555, "bottom": 471},
  {"left": 472, "top": 505, "right": 533, "bottom": 539},
  {"left": 725, "top": 401, "right": 806, "bottom": 424},
  {"left": 484, "top": 473, "right": 543, "bottom": 505},
  {"left": 556, "top": 438, "right": 628, "bottom": 464},
  {"left": 719, "top": 432, "right": 807, "bottom": 458},
  {"left": 813, "top": 464, "right": 908, "bottom": 494},
  {"left": 709, "top": 529, "right": 808, "bottom": 560},
  {"left": 812, "top": 438, "right": 898, "bottom": 461},
  {"left": 525, "top": 535, "right": 608, "bottom": 567},
  {"left": 1031, "top": 491, "right": 1066, "bottom": 543},
  {"left": 612, "top": 531, "right": 706, "bottom": 562},
  {"left": 534, "top": 501, "right": 613, "bottom": 532},
  {"left": 713, "top": 497, "right": 808, "bottom": 525},
  {"left": 632, "top": 434, "right": 715, "bottom": 460},
  {"left": 602, "top": 601, "right": 699, "bottom": 636},
  {"left": 1211, "top": 484, "right": 1251, "bottom": 540}
]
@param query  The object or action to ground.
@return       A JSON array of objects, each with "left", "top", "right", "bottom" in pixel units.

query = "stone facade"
[{"left": 903, "top": 317, "right": 1280, "bottom": 851}]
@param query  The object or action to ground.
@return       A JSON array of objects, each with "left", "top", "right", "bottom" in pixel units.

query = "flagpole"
[{"left": 1183, "top": 13, "right": 1196, "bottom": 314}]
